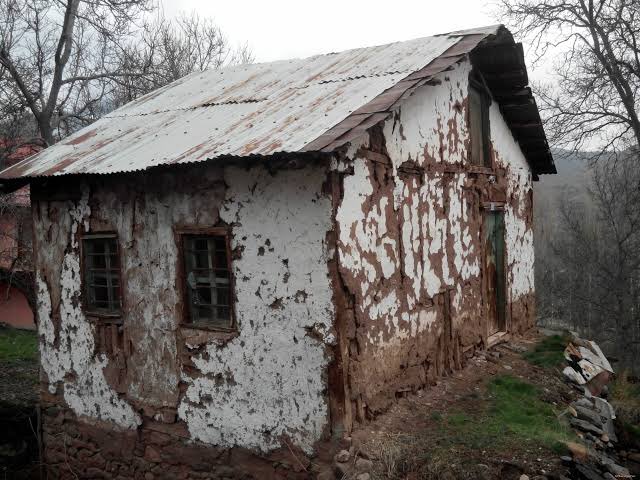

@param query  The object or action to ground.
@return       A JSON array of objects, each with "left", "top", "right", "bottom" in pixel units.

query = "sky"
[{"left": 161, "top": 0, "right": 501, "bottom": 63}]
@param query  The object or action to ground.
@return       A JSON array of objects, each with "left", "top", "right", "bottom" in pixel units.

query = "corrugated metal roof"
[{"left": 0, "top": 25, "right": 535, "bottom": 179}]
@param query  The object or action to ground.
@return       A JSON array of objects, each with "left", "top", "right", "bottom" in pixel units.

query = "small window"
[
  {"left": 182, "top": 233, "right": 233, "bottom": 329},
  {"left": 469, "top": 82, "right": 492, "bottom": 168},
  {"left": 82, "top": 234, "right": 121, "bottom": 315}
]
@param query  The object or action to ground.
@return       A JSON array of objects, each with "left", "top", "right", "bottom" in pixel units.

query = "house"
[
  {"left": 0, "top": 141, "right": 39, "bottom": 330},
  {"left": 0, "top": 25, "right": 555, "bottom": 478}
]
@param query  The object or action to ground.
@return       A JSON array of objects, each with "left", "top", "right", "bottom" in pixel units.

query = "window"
[
  {"left": 469, "top": 81, "right": 492, "bottom": 168},
  {"left": 82, "top": 234, "right": 121, "bottom": 315},
  {"left": 182, "top": 232, "right": 233, "bottom": 329}
]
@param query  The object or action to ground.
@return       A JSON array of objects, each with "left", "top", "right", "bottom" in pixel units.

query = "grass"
[
  {"left": 432, "top": 375, "right": 573, "bottom": 452},
  {"left": 0, "top": 326, "right": 38, "bottom": 363},
  {"left": 523, "top": 334, "right": 569, "bottom": 368},
  {"left": 610, "top": 372, "right": 640, "bottom": 448},
  {"left": 367, "top": 375, "right": 574, "bottom": 479}
]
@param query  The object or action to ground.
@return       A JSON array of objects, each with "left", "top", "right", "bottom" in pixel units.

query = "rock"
[
  {"left": 333, "top": 462, "right": 350, "bottom": 478},
  {"left": 355, "top": 474, "right": 371, "bottom": 480},
  {"left": 334, "top": 449, "right": 350, "bottom": 463},
  {"left": 519, "top": 475, "right": 530, "bottom": 480},
  {"left": 571, "top": 418, "right": 604, "bottom": 436},
  {"left": 567, "top": 405, "right": 578, "bottom": 417},
  {"left": 355, "top": 457, "right": 373, "bottom": 473},
  {"left": 144, "top": 474, "right": 154, "bottom": 480},
  {"left": 575, "top": 398, "right": 595, "bottom": 409},
  {"left": 586, "top": 371, "right": 612, "bottom": 397},
  {"left": 581, "top": 342, "right": 614, "bottom": 373},
  {"left": 575, "top": 405, "right": 604, "bottom": 427},
  {"left": 603, "top": 473, "right": 615, "bottom": 480},
  {"left": 600, "top": 434, "right": 609, "bottom": 443},
  {"left": 316, "top": 471, "right": 335, "bottom": 480},
  {"left": 561, "top": 455, "right": 574, "bottom": 466},
  {"left": 144, "top": 445, "right": 162, "bottom": 463},
  {"left": 574, "top": 463, "right": 607, "bottom": 480},
  {"left": 628, "top": 452, "right": 640, "bottom": 462},
  {"left": 564, "top": 366, "right": 587, "bottom": 385},
  {"left": 593, "top": 397, "right": 616, "bottom": 421},
  {"left": 566, "top": 441, "right": 590, "bottom": 461},
  {"left": 602, "top": 460, "right": 630, "bottom": 477}
]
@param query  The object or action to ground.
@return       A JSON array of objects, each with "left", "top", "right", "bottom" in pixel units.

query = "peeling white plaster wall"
[
  {"left": 335, "top": 57, "right": 534, "bottom": 356},
  {"left": 490, "top": 101, "right": 535, "bottom": 300},
  {"left": 35, "top": 191, "right": 142, "bottom": 429},
  {"left": 34, "top": 162, "right": 335, "bottom": 453},
  {"left": 177, "top": 164, "right": 335, "bottom": 453}
]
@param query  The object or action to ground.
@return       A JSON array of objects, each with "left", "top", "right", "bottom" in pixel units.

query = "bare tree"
[
  {"left": 546, "top": 153, "right": 640, "bottom": 370},
  {"left": 0, "top": 1, "right": 253, "bottom": 146},
  {"left": 111, "top": 12, "right": 254, "bottom": 108},
  {"left": 498, "top": 0, "right": 640, "bottom": 154},
  {"left": 0, "top": 0, "right": 157, "bottom": 146}
]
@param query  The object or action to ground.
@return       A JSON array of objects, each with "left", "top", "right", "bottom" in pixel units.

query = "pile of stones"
[{"left": 560, "top": 333, "right": 631, "bottom": 480}]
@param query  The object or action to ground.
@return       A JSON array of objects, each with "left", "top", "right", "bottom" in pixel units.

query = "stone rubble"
[{"left": 560, "top": 332, "right": 632, "bottom": 480}]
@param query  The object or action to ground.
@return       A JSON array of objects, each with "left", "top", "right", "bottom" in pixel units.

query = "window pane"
[
  {"left": 88, "top": 254, "right": 107, "bottom": 269},
  {"left": 216, "top": 288, "right": 229, "bottom": 306},
  {"left": 215, "top": 250, "right": 227, "bottom": 269},
  {"left": 214, "top": 236, "right": 226, "bottom": 251},
  {"left": 195, "top": 287, "right": 213, "bottom": 305},
  {"left": 183, "top": 233, "right": 233, "bottom": 328},
  {"left": 194, "top": 238, "right": 208, "bottom": 251},
  {"left": 83, "top": 236, "right": 121, "bottom": 314}
]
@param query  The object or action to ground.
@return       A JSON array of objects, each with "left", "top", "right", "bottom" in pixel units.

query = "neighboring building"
[
  {"left": 0, "top": 141, "right": 38, "bottom": 329},
  {"left": 0, "top": 25, "right": 555, "bottom": 478}
]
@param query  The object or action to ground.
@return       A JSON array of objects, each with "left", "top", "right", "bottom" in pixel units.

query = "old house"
[
  {"left": 0, "top": 141, "right": 38, "bottom": 330},
  {"left": 0, "top": 25, "right": 554, "bottom": 478}
]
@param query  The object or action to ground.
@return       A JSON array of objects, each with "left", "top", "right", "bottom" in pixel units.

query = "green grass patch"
[
  {"left": 524, "top": 334, "right": 569, "bottom": 368},
  {"left": 437, "top": 375, "right": 573, "bottom": 452},
  {"left": 365, "top": 375, "right": 574, "bottom": 479},
  {"left": 0, "top": 326, "right": 38, "bottom": 363}
]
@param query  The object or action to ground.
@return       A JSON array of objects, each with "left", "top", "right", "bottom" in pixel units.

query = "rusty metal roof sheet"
[{"left": 0, "top": 24, "right": 554, "bottom": 179}]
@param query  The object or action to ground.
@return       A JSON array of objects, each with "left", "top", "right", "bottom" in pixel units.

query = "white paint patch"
[
  {"left": 490, "top": 101, "right": 535, "bottom": 300},
  {"left": 177, "top": 164, "right": 335, "bottom": 453},
  {"left": 336, "top": 156, "right": 399, "bottom": 312}
]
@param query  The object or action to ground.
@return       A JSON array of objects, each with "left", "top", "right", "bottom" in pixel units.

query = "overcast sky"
[{"left": 161, "top": 0, "right": 501, "bottom": 63}]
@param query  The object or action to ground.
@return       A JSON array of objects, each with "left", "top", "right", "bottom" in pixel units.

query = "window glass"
[
  {"left": 183, "top": 234, "right": 233, "bottom": 329},
  {"left": 82, "top": 235, "right": 121, "bottom": 314}
]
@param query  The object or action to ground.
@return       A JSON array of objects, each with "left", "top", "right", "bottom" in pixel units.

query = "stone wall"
[{"left": 41, "top": 395, "right": 315, "bottom": 479}]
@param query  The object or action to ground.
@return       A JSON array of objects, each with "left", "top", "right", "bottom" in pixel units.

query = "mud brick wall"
[
  {"left": 31, "top": 57, "right": 536, "bottom": 473},
  {"left": 330, "top": 59, "right": 536, "bottom": 420}
]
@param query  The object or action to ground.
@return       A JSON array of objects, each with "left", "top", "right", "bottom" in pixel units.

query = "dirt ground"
[
  {"left": 0, "top": 327, "right": 40, "bottom": 479},
  {"left": 348, "top": 331, "right": 579, "bottom": 480}
]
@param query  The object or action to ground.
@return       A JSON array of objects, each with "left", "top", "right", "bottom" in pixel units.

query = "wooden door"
[{"left": 484, "top": 210, "right": 506, "bottom": 335}]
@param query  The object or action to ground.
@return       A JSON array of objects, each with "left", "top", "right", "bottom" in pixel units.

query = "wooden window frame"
[
  {"left": 81, "top": 233, "right": 123, "bottom": 319},
  {"left": 468, "top": 74, "right": 493, "bottom": 170},
  {"left": 175, "top": 226, "right": 236, "bottom": 332}
]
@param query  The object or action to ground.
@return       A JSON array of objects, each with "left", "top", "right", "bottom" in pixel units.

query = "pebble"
[
  {"left": 355, "top": 457, "right": 373, "bottom": 472},
  {"left": 334, "top": 449, "right": 350, "bottom": 463}
]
